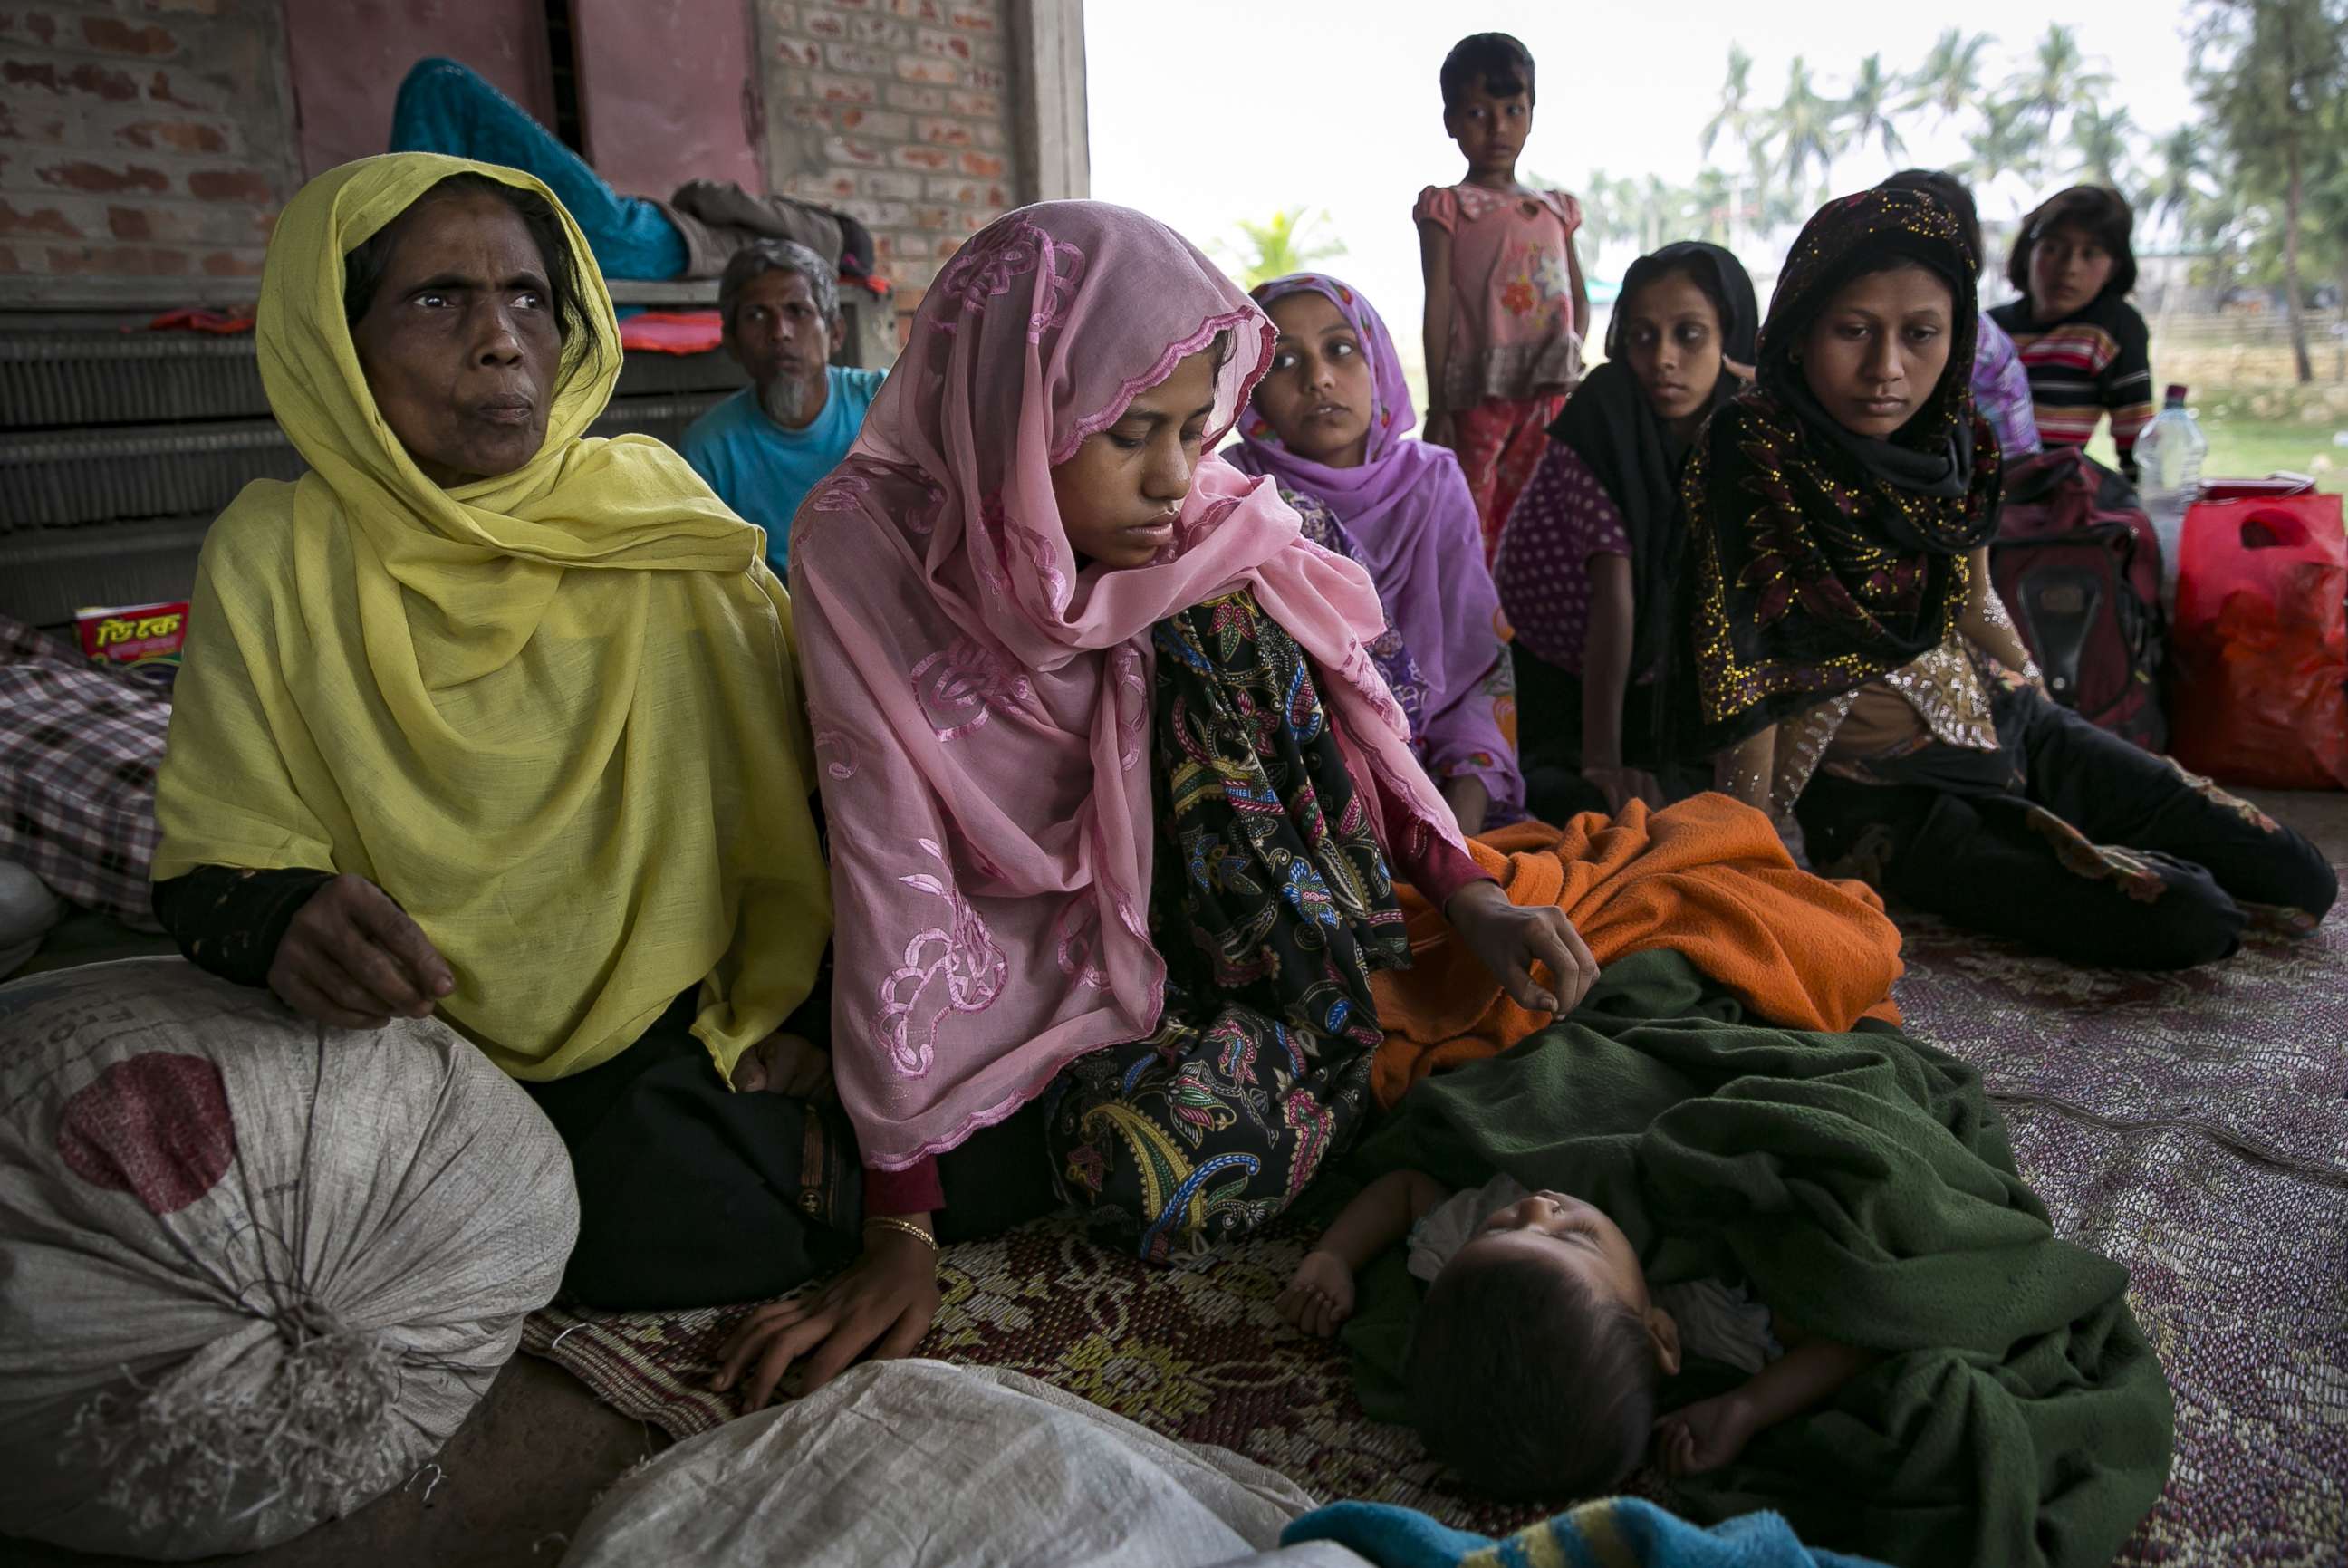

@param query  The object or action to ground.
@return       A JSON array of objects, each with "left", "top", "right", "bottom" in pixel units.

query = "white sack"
[
  {"left": 0, "top": 957, "right": 578, "bottom": 1559},
  {"left": 559, "top": 1359, "right": 1368, "bottom": 1568}
]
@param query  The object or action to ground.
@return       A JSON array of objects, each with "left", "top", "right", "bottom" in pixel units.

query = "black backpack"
[{"left": 1990, "top": 447, "right": 2168, "bottom": 751}]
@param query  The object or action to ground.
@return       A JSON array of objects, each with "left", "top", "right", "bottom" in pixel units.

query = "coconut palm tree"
[
  {"left": 1689, "top": 168, "right": 1737, "bottom": 246},
  {"left": 1631, "top": 174, "right": 1678, "bottom": 255},
  {"left": 1698, "top": 47, "right": 1767, "bottom": 253},
  {"left": 2147, "top": 124, "right": 2212, "bottom": 236},
  {"left": 1222, "top": 208, "right": 1345, "bottom": 292},
  {"left": 1574, "top": 169, "right": 1646, "bottom": 267},
  {"left": 2189, "top": 0, "right": 2344, "bottom": 383},
  {"left": 1702, "top": 45, "right": 1757, "bottom": 159},
  {"left": 1767, "top": 56, "right": 1845, "bottom": 202},
  {"left": 1958, "top": 97, "right": 2039, "bottom": 196},
  {"left": 2006, "top": 24, "right": 2113, "bottom": 172},
  {"left": 1747, "top": 141, "right": 1808, "bottom": 237},
  {"left": 2070, "top": 102, "right": 2138, "bottom": 188},
  {"left": 1840, "top": 54, "right": 1907, "bottom": 168},
  {"left": 1903, "top": 28, "right": 1997, "bottom": 121}
]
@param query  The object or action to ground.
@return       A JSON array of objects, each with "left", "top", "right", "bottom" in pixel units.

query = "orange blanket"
[{"left": 1371, "top": 795, "right": 1904, "bottom": 1107}]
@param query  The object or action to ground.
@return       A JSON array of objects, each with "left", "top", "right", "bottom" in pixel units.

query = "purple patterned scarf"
[{"left": 1227, "top": 274, "right": 1524, "bottom": 821}]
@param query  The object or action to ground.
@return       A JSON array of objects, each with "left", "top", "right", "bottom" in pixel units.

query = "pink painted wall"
[
  {"left": 570, "top": 0, "right": 764, "bottom": 198},
  {"left": 283, "top": 0, "right": 553, "bottom": 181}
]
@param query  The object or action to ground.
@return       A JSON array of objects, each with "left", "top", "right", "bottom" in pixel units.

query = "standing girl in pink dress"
[{"left": 1416, "top": 32, "right": 1589, "bottom": 563}]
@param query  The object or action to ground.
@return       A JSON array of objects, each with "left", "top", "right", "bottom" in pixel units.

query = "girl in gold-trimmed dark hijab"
[{"left": 1678, "top": 187, "right": 2332, "bottom": 967}]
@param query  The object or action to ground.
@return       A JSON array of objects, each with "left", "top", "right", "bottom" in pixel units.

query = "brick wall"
[
  {"left": 754, "top": 0, "right": 1019, "bottom": 334},
  {"left": 0, "top": 0, "right": 299, "bottom": 293}
]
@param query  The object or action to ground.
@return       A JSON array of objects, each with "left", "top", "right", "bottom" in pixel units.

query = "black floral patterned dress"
[{"left": 1044, "top": 588, "right": 1414, "bottom": 1262}]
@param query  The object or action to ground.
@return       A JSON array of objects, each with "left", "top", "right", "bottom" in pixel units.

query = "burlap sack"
[{"left": 0, "top": 957, "right": 578, "bottom": 1559}]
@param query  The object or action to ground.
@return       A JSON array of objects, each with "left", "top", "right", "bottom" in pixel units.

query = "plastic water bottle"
[{"left": 2135, "top": 383, "right": 2207, "bottom": 611}]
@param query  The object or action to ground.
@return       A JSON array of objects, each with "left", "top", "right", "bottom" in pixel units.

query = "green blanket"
[{"left": 1342, "top": 949, "right": 2171, "bottom": 1568}]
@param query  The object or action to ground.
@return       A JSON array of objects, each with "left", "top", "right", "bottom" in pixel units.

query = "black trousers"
[
  {"left": 524, "top": 993, "right": 861, "bottom": 1310},
  {"left": 1798, "top": 695, "right": 2337, "bottom": 970},
  {"left": 524, "top": 990, "right": 1063, "bottom": 1308},
  {"left": 1516, "top": 653, "right": 1708, "bottom": 822}
]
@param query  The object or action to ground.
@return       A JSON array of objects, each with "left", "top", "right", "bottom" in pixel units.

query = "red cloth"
[
  {"left": 616, "top": 311, "right": 726, "bottom": 355},
  {"left": 138, "top": 309, "right": 255, "bottom": 335},
  {"left": 864, "top": 1159, "right": 942, "bottom": 1215},
  {"left": 1451, "top": 391, "right": 1567, "bottom": 564},
  {"left": 1369, "top": 755, "right": 1490, "bottom": 909}
]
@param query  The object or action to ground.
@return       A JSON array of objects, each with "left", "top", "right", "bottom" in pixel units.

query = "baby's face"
[{"left": 1456, "top": 1188, "right": 1649, "bottom": 1313}]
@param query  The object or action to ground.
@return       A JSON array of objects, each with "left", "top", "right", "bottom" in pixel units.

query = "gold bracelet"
[{"left": 863, "top": 1215, "right": 938, "bottom": 1252}]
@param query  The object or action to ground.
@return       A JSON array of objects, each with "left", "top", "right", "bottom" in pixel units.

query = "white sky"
[{"left": 1085, "top": 0, "right": 2199, "bottom": 358}]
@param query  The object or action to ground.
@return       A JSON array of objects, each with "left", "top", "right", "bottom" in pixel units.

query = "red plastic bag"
[{"left": 2168, "top": 493, "right": 2348, "bottom": 789}]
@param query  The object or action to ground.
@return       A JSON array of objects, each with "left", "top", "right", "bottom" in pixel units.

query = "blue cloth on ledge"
[
  {"left": 390, "top": 56, "right": 688, "bottom": 282},
  {"left": 1282, "top": 1497, "right": 1889, "bottom": 1568}
]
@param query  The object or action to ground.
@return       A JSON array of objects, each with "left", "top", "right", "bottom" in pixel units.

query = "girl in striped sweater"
[{"left": 1988, "top": 186, "right": 2154, "bottom": 483}]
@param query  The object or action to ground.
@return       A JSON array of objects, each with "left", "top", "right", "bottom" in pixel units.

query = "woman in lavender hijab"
[{"left": 1227, "top": 274, "right": 1525, "bottom": 835}]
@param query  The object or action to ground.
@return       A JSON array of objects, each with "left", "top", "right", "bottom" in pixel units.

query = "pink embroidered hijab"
[{"left": 788, "top": 201, "right": 1468, "bottom": 1171}]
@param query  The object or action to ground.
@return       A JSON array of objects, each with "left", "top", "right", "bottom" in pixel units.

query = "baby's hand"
[
  {"left": 1653, "top": 1391, "right": 1759, "bottom": 1477},
  {"left": 1275, "top": 1249, "right": 1355, "bottom": 1338}
]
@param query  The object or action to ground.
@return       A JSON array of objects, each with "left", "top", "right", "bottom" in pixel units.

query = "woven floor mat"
[{"left": 530, "top": 897, "right": 2348, "bottom": 1563}]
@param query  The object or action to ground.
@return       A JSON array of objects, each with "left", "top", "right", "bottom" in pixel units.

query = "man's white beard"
[{"left": 761, "top": 374, "right": 816, "bottom": 426}]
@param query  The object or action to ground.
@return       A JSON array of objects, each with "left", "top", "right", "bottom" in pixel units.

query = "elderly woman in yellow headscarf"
[{"left": 150, "top": 153, "right": 842, "bottom": 1310}]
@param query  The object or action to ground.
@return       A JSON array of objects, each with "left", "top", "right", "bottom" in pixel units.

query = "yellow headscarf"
[{"left": 154, "top": 153, "right": 830, "bottom": 1082}]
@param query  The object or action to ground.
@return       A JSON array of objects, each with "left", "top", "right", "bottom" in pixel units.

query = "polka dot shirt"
[{"left": 1494, "top": 442, "right": 1631, "bottom": 674}]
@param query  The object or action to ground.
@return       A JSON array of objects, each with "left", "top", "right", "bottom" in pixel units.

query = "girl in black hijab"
[
  {"left": 1496, "top": 242, "right": 1756, "bottom": 822},
  {"left": 1680, "top": 187, "right": 2332, "bottom": 968}
]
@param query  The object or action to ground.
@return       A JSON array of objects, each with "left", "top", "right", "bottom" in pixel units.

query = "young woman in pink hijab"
[{"left": 717, "top": 202, "right": 1598, "bottom": 1407}]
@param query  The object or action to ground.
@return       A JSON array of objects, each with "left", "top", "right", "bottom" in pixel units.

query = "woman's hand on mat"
[
  {"left": 268, "top": 874, "right": 454, "bottom": 1030},
  {"left": 1583, "top": 764, "right": 1665, "bottom": 815},
  {"left": 730, "top": 1031, "right": 833, "bottom": 1098},
  {"left": 1653, "top": 1390, "right": 1759, "bottom": 1477},
  {"left": 1276, "top": 1250, "right": 1356, "bottom": 1337},
  {"left": 711, "top": 1221, "right": 941, "bottom": 1409},
  {"left": 1444, "top": 880, "right": 1601, "bottom": 1015}
]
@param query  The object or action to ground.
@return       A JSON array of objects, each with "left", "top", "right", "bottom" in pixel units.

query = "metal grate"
[
  {"left": 1, "top": 394, "right": 733, "bottom": 533},
  {"left": 590, "top": 392, "right": 730, "bottom": 450},
  {"left": 615, "top": 351, "right": 746, "bottom": 398},
  {"left": 2, "top": 419, "right": 303, "bottom": 531},
  {"left": 0, "top": 329, "right": 744, "bottom": 431},
  {"left": 0, "top": 332, "right": 269, "bottom": 428},
  {"left": 0, "top": 514, "right": 211, "bottom": 628}
]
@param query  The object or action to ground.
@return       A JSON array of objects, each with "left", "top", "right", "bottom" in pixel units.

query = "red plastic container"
[{"left": 2167, "top": 494, "right": 2348, "bottom": 790}]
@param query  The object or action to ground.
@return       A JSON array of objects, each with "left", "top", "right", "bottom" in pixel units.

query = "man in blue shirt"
[{"left": 681, "top": 240, "right": 885, "bottom": 577}]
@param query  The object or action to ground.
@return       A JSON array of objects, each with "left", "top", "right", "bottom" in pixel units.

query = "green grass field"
[
  {"left": 2090, "top": 419, "right": 2348, "bottom": 495},
  {"left": 2089, "top": 363, "right": 2348, "bottom": 495},
  {"left": 2199, "top": 421, "right": 2347, "bottom": 494}
]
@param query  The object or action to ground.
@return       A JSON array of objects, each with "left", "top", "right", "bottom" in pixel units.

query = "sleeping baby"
[{"left": 1277, "top": 1169, "right": 1874, "bottom": 1498}]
